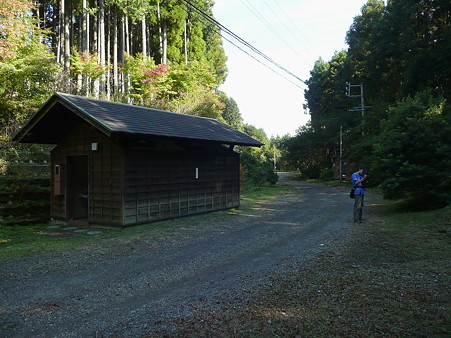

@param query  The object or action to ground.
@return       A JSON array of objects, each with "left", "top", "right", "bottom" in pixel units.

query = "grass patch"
[
  {"left": 287, "top": 173, "right": 350, "bottom": 187},
  {"left": 370, "top": 202, "right": 451, "bottom": 266},
  {"left": 0, "top": 223, "right": 119, "bottom": 261},
  {"left": 0, "top": 184, "right": 287, "bottom": 262},
  {"left": 239, "top": 184, "right": 289, "bottom": 209}
]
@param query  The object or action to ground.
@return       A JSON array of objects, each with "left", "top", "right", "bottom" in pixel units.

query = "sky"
[{"left": 212, "top": 0, "right": 370, "bottom": 138}]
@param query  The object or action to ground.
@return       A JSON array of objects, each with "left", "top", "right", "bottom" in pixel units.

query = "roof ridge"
[{"left": 55, "top": 92, "right": 222, "bottom": 123}]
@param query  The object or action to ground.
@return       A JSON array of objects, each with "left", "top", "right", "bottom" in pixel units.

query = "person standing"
[{"left": 352, "top": 167, "right": 368, "bottom": 223}]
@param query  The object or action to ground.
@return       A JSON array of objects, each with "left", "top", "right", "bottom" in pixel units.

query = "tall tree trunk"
[
  {"left": 142, "top": 15, "right": 147, "bottom": 59},
  {"left": 106, "top": 9, "right": 111, "bottom": 100},
  {"left": 99, "top": 0, "right": 106, "bottom": 96},
  {"left": 157, "top": 1, "right": 163, "bottom": 63},
  {"left": 77, "top": 4, "right": 83, "bottom": 94},
  {"left": 77, "top": 0, "right": 88, "bottom": 94},
  {"left": 83, "top": 0, "right": 90, "bottom": 96},
  {"left": 93, "top": 0, "right": 99, "bottom": 98},
  {"left": 57, "top": 0, "right": 63, "bottom": 65},
  {"left": 125, "top": 15, "right": 130, "bottom": 55},
  {"left": 52, "top": 1, "right": 58, "bottom": 57},
  {"left": 129, "top": 19, "right": 133, "bottom": 56},
  {"left": 113, "top": 13, "right": 118, "bottom": 96},
  {"left": 41, "top": 1, "right": 46, "bottom": 36},
  {"left": 147, "top": 24, "right": 151, "bottom": 57},
  {"left": 120, "top": 15, "right": 125, "bottom": 94},
  {"left": 63, "top": 0, "right": 70, "bottom": 73},
  {"left": 124, "top": 14, "right": 130, "bottom": 100},
  {"left": 82, "top": 0, "right": 89, "bottom": 52},
  {"left": 162, "top": 19, "right": 167, "bottom": 64},
  {"left": 184, "top": 18, "right": 188, "bottom": 65},
  {"left": 33, "top": 1, "right": 41, "bottom": 42}
]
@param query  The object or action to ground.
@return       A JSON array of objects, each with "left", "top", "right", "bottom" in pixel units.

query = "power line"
[
  {"left": 268, "top": 0, "right": 318, "bottom": 59},
  {"left": 182, "top": 0, "right": 307, "bottom": 87},
  {"left": 265, "top": 0, "right": 320, "bottom": 56},
  {"left": 220, "top": 30, "right": 305, "bottom": 89},
  {"left": 239, "top": 0, "right": 311, "bottom": 67},
  {"left": 182, "top": 5, "right": 305, "bottom": 89}
]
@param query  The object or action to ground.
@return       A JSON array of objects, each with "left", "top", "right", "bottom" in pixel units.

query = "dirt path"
[{"left": 0, "top": 175, "right": 358, "bottom": 337}]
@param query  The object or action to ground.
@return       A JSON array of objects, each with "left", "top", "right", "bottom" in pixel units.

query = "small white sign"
[{"left": 195, "top": 168, "right": 199, "bottom": 179}]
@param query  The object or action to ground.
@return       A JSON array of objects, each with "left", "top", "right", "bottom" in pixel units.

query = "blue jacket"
[{"left": 351, "top": 172, "right": 365, "bottom": 195}]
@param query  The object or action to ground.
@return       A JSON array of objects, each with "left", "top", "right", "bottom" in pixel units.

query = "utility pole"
[
  {"left": 273, "top": 147, "right": 277, "bottom": 171},
  {"left": 346, "top": 82, "right": 370, "bottom": 136},
  {"left": 360, "top": 84, "right": 365, "bottom": 135},
  {"left": 339, "top": 125, "right": 343, "bottom": 182}
]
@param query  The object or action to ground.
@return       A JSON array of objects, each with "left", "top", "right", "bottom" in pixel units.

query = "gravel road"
[{"left": 0, "top": 174, "right": 355, "bottom": 337}]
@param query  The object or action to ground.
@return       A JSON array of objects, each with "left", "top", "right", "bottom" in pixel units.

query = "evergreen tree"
[
  {"left": 220, "top": 94, "right": 243, "bottom": 131},
  {"left": 372, "top": 90, "right": 451, "bottom": 207},
  {"left": 281, "top": 0, "right": 451, "bottom": 208}
]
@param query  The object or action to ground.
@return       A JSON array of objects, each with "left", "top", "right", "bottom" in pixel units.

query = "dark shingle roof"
[{"left": 14, "top": 92, "right": 263, "bottom": 147}]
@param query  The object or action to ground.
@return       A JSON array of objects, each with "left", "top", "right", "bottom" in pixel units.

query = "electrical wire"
[
  {"left": 240, "top": 0, "right": 312, "bottom": 67},
  {"left": 241, "top": 0, "right": 312, "bottom": 67},
  {"left": 182, "top": 5, "right": 305, "bottom": 89},
  {"left": 271, "top": 0, "right": 318, "bottom": 56},
  {"left": 182, "top": 0, "right": 307, "bottom": 87},
  {"left": 262, "top": 0, "right": 316, "bottom": 61}
]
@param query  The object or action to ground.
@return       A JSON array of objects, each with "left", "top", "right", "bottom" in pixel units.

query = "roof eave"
[
  {"left": 55, "top": 92, "right": 112, "bottom": 137},
  {"left": 12, "top": 95, "right": 58, "bottom": 143},
  {"left": 13, "top": 93, "right": 113, "bottom": 144},
  {"left": 112, "top": 131, "right": 263, "bottom": 148}
]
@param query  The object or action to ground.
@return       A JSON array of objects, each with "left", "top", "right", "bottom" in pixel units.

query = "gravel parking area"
[{"left": 0, "top": 174, "right": 355, "bottom": 337}]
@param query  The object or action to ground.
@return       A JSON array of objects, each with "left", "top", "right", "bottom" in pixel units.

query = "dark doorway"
[{"left": 66, "top": 155, "right": 89, "bottom": 221}]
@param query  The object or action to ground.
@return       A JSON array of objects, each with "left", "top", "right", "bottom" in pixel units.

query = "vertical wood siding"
[
  {"left": 50, "top": 123, "right": 124, "bottom": 225},
  {"left": 50, "top": 122, "right": 240, "bottom": 227},
  {"left": 123, "top": 147, "right": 240, "bottom": 225}
]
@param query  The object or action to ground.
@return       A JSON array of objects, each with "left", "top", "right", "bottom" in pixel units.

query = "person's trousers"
[{"left": 354, "top": 193, "right": 364, "bottom": 222}]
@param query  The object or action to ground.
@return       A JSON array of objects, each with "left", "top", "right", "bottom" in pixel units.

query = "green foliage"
[
  {"left": 240, "top": 149, "right": 278, "bottom": 187},
  {"left": 270, "top": 134, "right": 292, "bottom": 171},
  {"left": 167, "top": 85, "right": 224, "bottom": 119},
  {"left": 319, "top": 168, "right": 334, "bottom": 181},
  {"left": 371, "top": 90, "right": 451, "bottom": 207},
  {"left": 305, "top": 52, "right": 354, "bottom": 132},
  {"left": 220, "top": 94, "right": 244, "bottom": 131},
  {"left": 0, "top": 37, "right": 61, "bottom": 128},
  {"left": 0, "top": 0, "right": 34, "bottom": 61},
  {"left": 280, "top": 123, "right": 330, "bottom": 179},
  {"left": 216, "top": 97, "right": 278, "bottom": 187},
  {"left": 282, "top": 0, "right": 451, "bottom": 207},
  {"left": 0, "top": 1, "right": 61, "bottom": 162},
  {"left": 70, "top": 49, "right": 105, "bottom": 80},
  {"left": 239, "top": 124, "right": 278, "bottom": 187},
  {"left": 123, "top": 54, "right": 223, "bottom": 118}
]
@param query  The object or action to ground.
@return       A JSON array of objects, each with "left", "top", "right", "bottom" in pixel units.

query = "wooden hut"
[{"left": 13, "top": 93, "right": 262, "bottom": 226}]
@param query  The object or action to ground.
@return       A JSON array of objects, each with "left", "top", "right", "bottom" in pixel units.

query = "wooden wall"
[
  {"left": 51, "top": 123, "right": 124, "bottom": 225},
  {"left": 123, "top": 145, "right": 240, "bottom": 225},
  {"left": 50, "top": 122, "right": 241, "bottom": 226}
]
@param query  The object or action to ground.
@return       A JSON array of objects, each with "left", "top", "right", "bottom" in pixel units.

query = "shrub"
[
  {"left": 319, "top": 168, "right": 334, "bottom": 181},
  {"left": 371, "top": 90, "right": 451, "bottom": 208},
  {"left": 240, "top": 149, "right": 278, "bottom": 187}
]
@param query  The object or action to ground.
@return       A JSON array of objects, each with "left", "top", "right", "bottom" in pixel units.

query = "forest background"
[
  {"left": 0, "top": 0, "right": 450, "bottom": 206},
  {"left": 278, "top": 0, "right": 450, "bottom": 208},
  {"left": 0, "top": 0, "right": 277, "bottom": 188}
]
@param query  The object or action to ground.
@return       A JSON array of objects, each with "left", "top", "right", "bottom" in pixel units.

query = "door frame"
[{"left": 66, "top": 155, "right": 89, "bottom": 222}]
